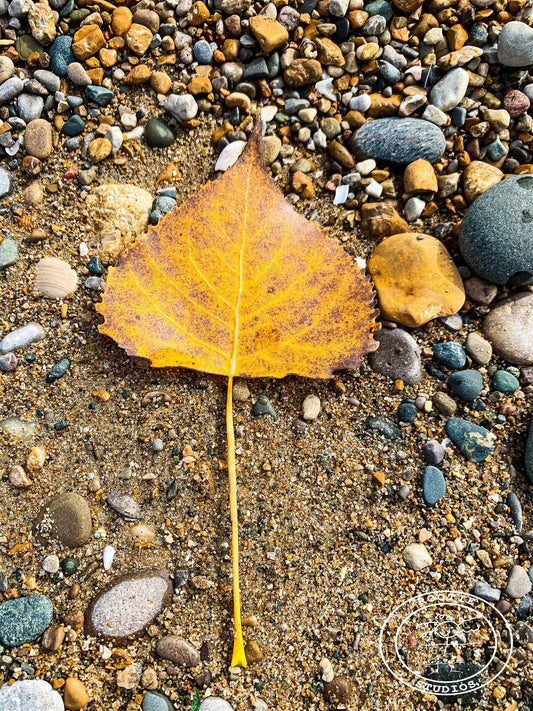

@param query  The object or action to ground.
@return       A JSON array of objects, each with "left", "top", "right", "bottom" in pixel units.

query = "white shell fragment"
[
  {"left": 103, "top": 545, "right": 116, "bottom": 571},
  {"left": 35, "top": 257, "right": 78, "bottom": 299}
]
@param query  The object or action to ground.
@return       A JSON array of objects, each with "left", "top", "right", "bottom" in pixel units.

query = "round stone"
[
  {"left": 447, "top": 370, "right": 483, "bottom": 401},
  {"left": 85, "top": 569, "right": 173, "bottom": 640},
  {"left": 24, "top": 119, "right": 53, "bottom": 159},
  {"left": 0, "top": 594, "right": 53, "bottom": 646},
  {"left": 492, "top": 370, "right": 519, "bottom": 393},
  {"left": 0, "top": 680, "right": 63, "bottom": 711},
  {"left": 432, "top": 342, "right": 466, "bottom": 370},
  {"left": 144, "top": 117, "right": 175, "bottom": 148},
  {"left": 459, "top": 175, "right": 533, "bottom": 286},
  {"left": 155, "top": 636, "right": 200, "bottom": 667},
  {"left": 397, "top": 400, "right": 417, "bottom": 423},
  {"left": 422, "top": 466, "right": 446, "bottom": 506},
  {"left": 33, "top": 493, "right": 92, "bottom": 548},
  {"left": 368, "top": 328, "right": 423, "bottom": 385},
  {"left": 505, "top": 565, "right": 532, "bottom": 599},
  {"left": 483, "top": 293, "right": 533, "bottom": 364},
  {"left": 464, "top": 332, "right": 492, "bottom": 365},
  {"left": 422, "top": 440, "right": 445, "bottom": 465},
  {"left": 198, "top": 699, "right": 234, "bottom": 711},
  {"left": 497, "top": 21, "right": 533, "bottom": 67},
  {"left": 445, "top": 417, "right": 493, "bottom": 462},
  {"left": 142, "top": 690, "right": 174, "bottom": 711},
  {"left": 352, "top": 117, "right": 446, "bottom": 165}
]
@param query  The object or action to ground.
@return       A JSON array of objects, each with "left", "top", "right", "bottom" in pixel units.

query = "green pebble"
[
  {"left": 492, "top": 370, "right": 519, "bottom": 392},
  {"left": 0, "top": 237, "right": 18, "bottom": 269},
  {"left": 252, "top": 395, "right": 278, "bottom": 420},
  {"left": 144, "top": 117, "right": 176, "bottom": 148}
]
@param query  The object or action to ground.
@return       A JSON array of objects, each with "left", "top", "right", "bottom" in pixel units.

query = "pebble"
[
  {"left": 473, "top": 581, "right": 501, "bottom": 603},
  {"left": 324, "top": 676, "right": 352, "bottom": 705},
  {"left": 506, "top": 491, "right": 522, "bottom": 533},
  {"left": 464, "top": 333, "right": 491, "bottom": 366},
  {"left": 0, "top": 322, "right": 45, "bottom": 353},
  {"left": 364, "top": 416, "right": 400, "bottom": 440},
  {"left": 422, "top": 440, "right": 445, "bottom": 465},
  {"left": 367, "top": 233, "right": 465, "bottom": 327},
  {"left": 198, "top": 698, "right": 234, "bottom": 711},
  {"left": 63, "top": 678, "right": 90, "bottom": 710},
  {"left": 155, "top": 636, "right": 200, "bottom": 667},
  {"left": 47, "top": 357, "right": 70, "bottom": 382},
  {"left": 215, "top": 141, "right": 245, "bottom": 171},
  {"left": 86, "top": 569, "right": 173, "bottom": 639},
  {"left": 302, "top": 394, "right": 321, "bottom": 421},
  {"left": 422, "top": 466, "right": 446, "bottom": 506},
  {"left": 0, "top": 353, "right": 17, "bottom": 372},
  {"left": 445, "top": 418, "right": 493, "bottom": 462},
  {"left": 368, "top": 328, "right": 423, "bottom": 385},
  {"left": 0, "top": 680, "right": 64, "bottom": 711},
  {"left": 525, "top": 419, "right": 533, "bottom": 484},
  {"left": 492, "top": 370, "right": 519, "bottom": 393},
  {"left": 144, "top": 117, "right": 175, "bottom": 148},
  {"left": 163, "top": 93, "right": 198, "bottom": 122},
  {"left": 24, "top": 119, "right": 53, "bottom": 159},
  {"left": 33, "top": 492, "right": 92, "bottom": 548},
  {"left": 505, "top": 565, "right": 532, "bottom": 599},
  {"left": 402, "top": 543, "right": 432, "bottom": 571},
  {"left": 0, "top": 167, "right": 13, "bottom": 198},
  {"left": 352, "top": 118, "right": 446, "bottom": 165},
  {"left": 463, "top": 161, "right": 503, "bottom": 204},
  {"left": 107, "top": 490, "right": 143, "bottom": 520},
  {"left": 497, "top": 21, "right": 533, "bottom": 67},
  {"left": 0, "top": 594, "right": 53, "bottom": 646},
  {"left": 142, "top": 690, "right": 174, "bottom": 711},
  {"left": 432, "top": 342, "right": 466, "bottom": 370},
  {"left": 447, "top": 370, "right": 483, "bottom": 401},
  {"left": 459, "top": 176, "right": 533, "bottom": 287},
  {"left": 429, "top": 68, "right": 469, "bottom": 111},
  {"left": 483, "top": 293, "right": 533, "bottom": 365},
  {"left": 252, "top": 395, "right": 277, "bottom": 420},
  {"left": 0, "top": 236, "right": 18, "bottom": 268}
]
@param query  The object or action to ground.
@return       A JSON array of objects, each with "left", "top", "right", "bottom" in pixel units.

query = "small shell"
[
  {"left": 103, "top": 545, "right": 116, "bottom": 571},
  {"left": 35, "top": 257, "right": 78, "bottom": 299}
]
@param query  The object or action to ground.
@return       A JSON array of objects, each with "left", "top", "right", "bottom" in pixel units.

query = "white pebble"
[
  {"left": 349, "top": 93, "right": 371, "bottom": 112},
  {"left": 215, "top": 141, "right": 246, "bottom": 172},
  {"left": 313, "top": 129, "right": 327, "bottom": 149},
  {"left": 42, "top": 555, "right": 60, "bottom": 574},
  {"left": 319, "top": 657, "right": 334, "bottom": 682},
  {"left": 333, "top": 183, "right": 349, "bottom": 205},
  {"left": 365, "top": 181, "right": 383, "bottom": 198},
  {"left": 103, "top": 545, "right": 115, "bottom": 571},
  {"left": 404, "top": 196, "right": 426, "bottom": 221},
  {"left": 356, "top": 158, "right": 376, "bottom": 175},
  {"left": 0, "top": 323, "right": 45, "bottom": 354},
  {"left": 78, "top": 242, "right": 88, "bottom": 257},
  {"left": 302, "top": 394, "right": 321, "bottom": 421},
  {"left": 422, "top": 104, "right": 449, "bottom": 126}
]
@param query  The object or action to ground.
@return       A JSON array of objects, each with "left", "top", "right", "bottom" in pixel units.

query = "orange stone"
[{"left": 367, "top": 233, "right": 465, "bottom": 327}]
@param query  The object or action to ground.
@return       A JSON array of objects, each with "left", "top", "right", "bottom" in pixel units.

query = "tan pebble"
[
  {"left": 242, "top": 614, "right": 258, "bottom": 627},
  {"left": 69, "top": 583, "right": 81, "bottom": 599},
  {"left": 356, "top": 42, "right": 379, "bottom": 61},
  {"left": 128, "top": 523, "right": 156, "bottom": 544},
  {"left": 324, "top": 675, "right": 352, "bottom": 704},
  {"left": 63, "top": 610, "right": 85, "bottom": 631},
  {"left": 27, "top": 445, "right": 46, "bottom": 473},
  {"left": 249, "top": 15, "right": 288, "bottom": 53},
  {"left": 141, "top": 667, "right": 158, "bottom": 690},
  {"left": 24, "top": 119, "right": 53, "bottom": 160},
  {"left": 8, "top": 465, "right": 32, "bottom": 488},
  {"left": 99, "top": 48, "right": 118, "bottom": 67},
  {"left": 23, "top": 182, "right": 43, "bottom": 206},
  {"left": 41, "top": 624, "right": 65, "bottom": 652},
  {"left": 88, "top": 476, "right": 102, "bottom": 492},
  {"left": 327, "top": 140, "right": 354, "bottom": 169},
  {"left": 72, "top": 25, "right": 106, "bottom": 60},
  {"left": 64, "top": 677, "right": 90, "bottom": 710},
  {"left": 283, "top": 58, "right": 322, "bottom": 87},
  {"left": 291, "top": 170, "right": 314, "bottom": 198},
  {"left": 403, "top": 159, "right": 438, "bottom": 194},
  {"left": 111, "top": 6, "right": 132, "bottom": 35},
  {"left": 28, "top": 0, "right": 56, "bottom": 45},
  {"left": 27, "top": 228, "right": 48, "bottom": 242},
  {"left": 88, "top": 137, "right": 112, "bottom": 163},
  {"left": 232, "top": 379, "right": 250, "bottom": 402},
  {"left": 244, "top": 640, "right": 264, "bottom": 664},
  {"left": 418, "top": 528, "right": 432, "bottom": 543},
  {"left": 150, "top": 72, "right": 172, "bottom": 94},
  {"left": 463, "top": 161, "right": 503, "bottom": 203},
  {"left": 87, "top": 183, "right": 153, "bottom": 236},
  {"left": 125, "top": 64, "right": 151, "bottom": 85},
  {"left": 189, "top": 76, "right": 212, "bottom": 95},
  {"left": 187, "top": 0, "right": 210, "bottom": 26},
  {"left": 125, "top": 23, "right": 153, "bottom": 55},
  {"left": 35, "top": 256, "right": 78, "bottom": 299},
  {"left": 315, "top": 36, "right": 344, "bottom": 66}
]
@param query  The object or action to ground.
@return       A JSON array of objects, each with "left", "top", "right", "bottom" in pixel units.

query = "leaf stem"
[{"left": 227, "top": 374, "right": 247, "bottom": 668}]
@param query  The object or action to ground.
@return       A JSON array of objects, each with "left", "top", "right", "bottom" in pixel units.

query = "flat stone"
[
  {"left": 85, "top": 85, "right": 114, "bottom": 106},
  {"left": 464, "top": 275, "right": 498, "bottom": 306},
  {"left": 447, "top": 369, "right": 483, "bottom": 401},
  {"left": 463, "top": 161, "right": 503, "bottom": 204},
  {"left": 402, "top": 543, "right": 432, "bottom": 570},
  {"left": 107, "top": 490, "right": 143, "bottom": 520},
  {"left": 473, "top": 581, "right": 501, "bottom": 603},
  {"left": 497, "top": 20, "right": 533, "bottom": 67},
  {"left": 368, "top": 328, "right": 423, "bottom": 384},
  {"left": 459, "top": 175, "right": 533, "bottom": 286},
  {"left": 0, "top": 594, "right": 53, "bottom": 646},
  {"left": 86, "top": 183, "right": 153, "bottom": 236},
  {"left": 85, "top": 569, "right": 173, "bottom": 640},
  {"left": 492, "top": 370, "right": 519, "bottom": 392},
  {"left": 429, "top": 67, "right": 469, "bottom": 111},
  {"left": 352, "top": 118, "right": 446, "bottom": 165},
  {"left": 433, "top": 392, "right": 457, "bottom": 416},
  {"left": 422, "top": 466, "right": 446, "bottom": 506},
  {"left": 465, "top": 332, "right": 492, "bottom": 365},
  {"left": 33, "top": 492, "right": 92, "bottom": 548},
  {"left": 367, "top": 233, "right": 465, "bottom": 327},
  {"left": 0, "top": 416, "right": 37, "bottom": 441},
  {"left": 0, "top": 680, "right": 63, "bottom": 710},
  {"left": 483, "top": 293, "right": 533, "bottom": 365},
  {"left": 505, "top": 565, "right": 532, "bottom": 599},
  {"left": 283, "top": 58, "right": 322, "bottom": 86},
  {"left": 445, "top": 417, "right": 493, "bottom": 461},
  {"left": 142, "top": 690, "right": 174, "bottom": 711},
  {"left": 24, "top": 119, "right": 53, "bottom": 159},
  {"left": 0, "top": 236, "right": 18, "bottom": 268},
  {"left": 364, "top": 415, "right": 400, "bottom": 439},
  {"left": 155, "top": 635, "right": 200, "bottom": 667}
]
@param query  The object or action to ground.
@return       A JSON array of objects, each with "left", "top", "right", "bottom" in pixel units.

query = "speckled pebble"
[
  {"left": 422, "top": 466, "right": 446, "bottom": 506},
  {"left": 0, "top": 679, "right": 64, "bottom": 711},
  {"left": 445, "top": 418, "right": 493, "bottom": 461},
  {"left": 432, "top": 342, "right": 466, "bottom": 370}
]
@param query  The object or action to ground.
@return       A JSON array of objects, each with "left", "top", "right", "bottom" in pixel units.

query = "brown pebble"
[
  {"left": 41, "top": 624, "right": 66, "bottom": 652},
  {"left": 69, "top": 583, "right": 81, "bottom": 599},
  {"left": 63, "top": 609, "right": 85, "bottom": 631},
  {"left": 244, "top": 640, "right": 264, "bottom": 664},
  {"left": 64, "top": 677, "right": 90, "bottom": 710},
  {"left": 324, "top": 675, "right": 352, "bottom": 704},
  {"left": 8, "top": 465, "right": 32, "bottom": 488}
]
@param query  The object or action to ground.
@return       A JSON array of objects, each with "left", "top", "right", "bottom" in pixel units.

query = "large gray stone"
[
  {"left": 0, "top": 680, "right": 63, "bottom": 710},
  {"left": 368, "top": 328, "right": 423, "bottom": 384},
  {"left": 352, "top": 117, "right": 446, "bottom": 165},
  {"left": 497, "top": 20, "right": 533, "bottom": 67},
  {"left": 459, "top": 175, "right": 533, "bottom": 286}
]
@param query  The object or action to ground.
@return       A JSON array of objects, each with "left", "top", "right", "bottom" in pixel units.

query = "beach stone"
[
  {"left": 89, "top": 138, "right": 112, "bottom": 163},
  {"left": 324, "top": 676, "right": 352, "bottom": 704},
  {"left": 0, "top": 76, "right": 23, "bottom": 103},
  {"left": 422, "top": 440, "right": 445, "bottom": 465},
  {"left": 432, "top": 342, "right": 466, "bottom": 370},
  {"left": 68, "top": 62, "right": 91, "bottom": 86},
  {"left": 0, "top": 168, "right": 13, "bottom": 199},
  {"left": 433, "top": 392, "right": 457, "bottom": 416},
  {"left": 403, "top": 159, "right": 437, "bottom": 194},
  {"left": 262, "top": 135, "right": 281, "bottom": 165},
  {"left": 164, "top": 93, "right": 198, "bottom": 122},
  {"left": 62, "top": 115, "right": 85, "bottom": 137},
  {"left": 445, "top": 418, "right": 493, "bottom": 461},
  {"left": 142, "top": 691, "right": 174, "bottom": 711},
  {"left": 63, "top": 678, "right": 89, "bottom": 710},
  {"left": 72, "top": 25, "right": 106, "bottom": 60},
  {"left": 112, "top": 6, "right": 133, "bottom": 35},
  {"left": 483, "top": 293, "right": 533, "bottom": 365},
  {"left": 502, "top": 89, "right": 530, "bottom": 118},
  {"left": 473, "top": 582, "right": 501, "bottom": 603},
  {"left": 459, "top": 175, "right": 533, "bottom": 286},
  {"left": 0, "top": 680, "right": 63, "bottom": 711},
  {"left": 497, "top": 20, "right": 533, "bottom": 67},
  {"left": 360, "top": 202, "right": 410, "bottom": 239},
  {"left": 367, "top": 233, "right": 465, "bottom": 328},
  {"left": 33, "top": 493, "right": 92, "bottom": 548},
  {"left": 0, "top": 236, "right": 18, "bottom": 268},
  {"left": 364, "top": 416, "right": 400, "bottom": 439},
  {"left": 198, "top": 698, "right": 234, "bottom": 711},
  {"left": 0, "top": 353, "right": 17, "bottom": 372},
  {"left": 107, "top": 490, "right": 142, "bottom": 520},
  {"left": 397, "top": 400, "right": 417, "bottom": 423},
  {"left": 463, "top": 161, "right": 503, "bottom": 204},
  {"left": 0, "top": 594, "right": 53, "bottom": 646},
  {"left": 492, "top": 370, "right": 519, "bottom": 393},
  {"left": 28, "top": 0, "right": 56, "bottom": 45},
  {"left": 24, "top": 119, "right": 53, "bottom": 159},
  {"left": 448, "top": 370, "right": 483, "bottom": 401},
  {"left": 86, "top": 183, "right": 153, "bottom": 236},
  {"left": 85, "top": 85, "right": 113, "bottom": 107},
  {"left": 526, "top": 419, "right": 533, "bottom": 484},
  {"left": 465, "top": 332, "right": 492, "bottom": 365},
  {"left": 283, "top": 58, "right": 322, "bottom": 86},
  {"left": 249, "top": 16, "right": 288, "bottom": 52},
  {"left": 85, "top": 569, "right": 173, "bottom": 639},
  {"left": 506, "top": 491, "right": 522, "bottom": 533},
  {"left": 464, "top": 276, "right": 497, "bottom": 306},
  {"left": 402, "top": 543, "right": 432, "bottom": 570},
  {"left": 0, "top": 56, "right": 14, "bottom": 84},
  {"left": 17, "top": 93, "right": 44, "bottom": 122},
  {"left": 144, "top": 117, "right": 175, "bottom": 148},
  {"left": 155, "top": 636, "right": 200, "bottom": 667},
  {"left": 352, "top": 118, "right": 446, "bottom": 165},
  {"left": 368, "top": 328, "right": 423, "bottom": 385},
  {"left": 422, "top": 466, "right": 446, "bottom": 506},
  {"left": 50, "top": 35, "right": 74, "bottom": 76},
  {"left": 126, "top": 23, "right": 153, "bottom": 55},
  {"left": 429, "top": 68, "right": 469, "bottom": 111},
  {"left": 302, "top": 394, "right": 321, "bottom": 421},
  {"left": 505, "top": 565, "right": 532, "bottom": 599}
]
